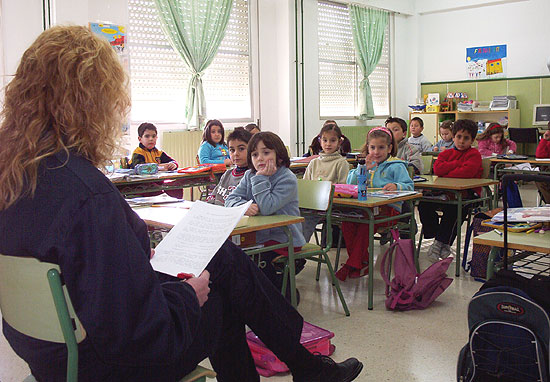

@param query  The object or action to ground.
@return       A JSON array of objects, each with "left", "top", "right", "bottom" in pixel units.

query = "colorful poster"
[
  {"left": 89, "top": 23, "right": 125, "bottom": 54},
  {"left": 466, "top": 44, "right": 507, "bottom": 80}
]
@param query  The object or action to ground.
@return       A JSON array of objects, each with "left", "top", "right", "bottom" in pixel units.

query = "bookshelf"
[{"left": 409, "top": 109, "right": 520, "bottom": 144}]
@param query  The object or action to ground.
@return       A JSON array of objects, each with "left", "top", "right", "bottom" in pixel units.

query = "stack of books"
[{"left": 490, "top": 96, "right": 517, "bottom": 110}]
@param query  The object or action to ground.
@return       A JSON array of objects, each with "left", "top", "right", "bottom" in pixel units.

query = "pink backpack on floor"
[
  {"left": 380, "top": 230, "right": 453, "bottom": 311},
  {"left": 246, "top": 321, "right": 335, "bottom": 377}
]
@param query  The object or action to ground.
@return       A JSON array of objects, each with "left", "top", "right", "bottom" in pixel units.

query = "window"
[
  {"left": 318, "top": 1, "right": 390, "bottom": 118},
  {"left": 128, "top": 0, "right": 252, "bottom": 124}
]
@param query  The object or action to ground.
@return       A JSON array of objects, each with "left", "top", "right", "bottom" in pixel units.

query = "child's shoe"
[
  {"left": 440, "top": 243, "right": 452, "bottom": 259},
  {"left": 427, "top": 240, "right": 442, "bottom": 263},
  {"left": 335, "top": 264, "right": 352, "bottom": 281},
  {"left": 349, "top": 262, "right": 368, "bottom": 279}
]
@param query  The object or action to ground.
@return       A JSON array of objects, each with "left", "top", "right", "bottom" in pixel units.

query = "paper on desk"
[{"left": 150, "top": 200, "right": 252, "bottom": 277}]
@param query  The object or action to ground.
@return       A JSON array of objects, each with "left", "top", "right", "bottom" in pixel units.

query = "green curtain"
[
  {"left": 153, "top": 0, "right": 233, "bottom": 128},
  {"left": 348, "top": 5, "right": 388, "bottom": 120}
]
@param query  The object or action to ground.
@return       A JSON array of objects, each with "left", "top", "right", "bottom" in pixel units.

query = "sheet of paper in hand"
[{"left": 150, "top": 200, "right": 252, "bottom": 277}]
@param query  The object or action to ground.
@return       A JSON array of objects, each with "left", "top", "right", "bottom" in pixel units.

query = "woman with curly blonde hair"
[
  {"left": 0, "top": 25, "right": 130, "bottom": 210},
  {"left": 0, "top": 26, "right": 362, "bottom": 382}
]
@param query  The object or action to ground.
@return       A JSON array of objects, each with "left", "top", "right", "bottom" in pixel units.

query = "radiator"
[
  {"left": 340, "top": 126, "right": 373, "bottom": 151},
  {"left": 161, "top": 130, "right": 203, "bottom": 168}
]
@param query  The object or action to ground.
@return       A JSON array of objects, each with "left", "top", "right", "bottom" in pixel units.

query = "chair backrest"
[
  {"left": 0, "top": 254, "right": 85, "bottom": 343},
  {"left": 0, "top": 254, "right": 85, "bottom": 381},
  {"left": 297, "top": 179, "right": 332, "bottom": 212},
  {"left": 508, "top": 127, "right": 539, "bottom": 144},
  {"left": 421, "top": 155, "right": 433, "bottom": 175}
]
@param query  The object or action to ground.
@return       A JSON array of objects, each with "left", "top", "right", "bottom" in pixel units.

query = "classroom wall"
[{"left": 416, "top": 0, "right": 550, "bottom": 83}]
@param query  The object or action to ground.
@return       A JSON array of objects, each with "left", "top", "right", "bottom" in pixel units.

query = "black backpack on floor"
[{"left": 457, "top": 270, "right": 550, "bottom": 382}]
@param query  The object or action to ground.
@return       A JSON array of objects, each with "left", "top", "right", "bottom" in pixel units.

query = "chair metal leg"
[
  {"left": 334, "top": 228, "right": 343, "bottom": 272},
  {"left": 322, "top": 252, "right": 350, "bottom": 316}
]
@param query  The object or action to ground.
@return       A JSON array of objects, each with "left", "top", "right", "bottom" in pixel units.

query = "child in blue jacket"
[
  {"left": 197, "top": 119, "right": 232, "bottom": 165},
  {"left": 225, "top": 132, "right": 306, "bottom": 296},
  {"left": 336, "top": 127, "right": 414, "bottom": 281}
]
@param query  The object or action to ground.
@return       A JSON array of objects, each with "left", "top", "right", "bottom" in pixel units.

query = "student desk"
[
  {"left": 133, "top": 204, "right": 305, "bottom": 307},
  {"left": 473, "top": 230, "right": 550, "bottom": 279},
  {"left": 421, "top": 151, "right": 440, "bottom": 157},
  {"left": 331, "top": 193, "right": 422, "bottom": 310},
  {"left": 414, "top": 175, "right": 499, "bottom": 277},
  {"left": 489, "top": 157, "right": 550, "bottom": 204},
  {"left": 110, "top": 170, "right": 224, "bottom": 198}
]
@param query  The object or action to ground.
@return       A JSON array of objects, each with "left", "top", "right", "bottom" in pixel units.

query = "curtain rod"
[{"left": 320, "top": 0, "right": 400, "bottom": 15}]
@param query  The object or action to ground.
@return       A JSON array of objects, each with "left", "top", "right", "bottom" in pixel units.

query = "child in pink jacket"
[{"left": 476, "top": 123, "right": 516, "bottom": 156}]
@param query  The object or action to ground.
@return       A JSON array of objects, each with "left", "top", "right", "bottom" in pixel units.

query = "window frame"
[
  {"left": 317, "top": 0, "right": 392, "bottom": 120},
  {"left": 127, "top": 0, "right": 259, "bottom": 126}
]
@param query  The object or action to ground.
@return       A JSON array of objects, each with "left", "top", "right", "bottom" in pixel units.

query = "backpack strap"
[{"left": 379, "top": 241, "right": 399, "bottom": 295}]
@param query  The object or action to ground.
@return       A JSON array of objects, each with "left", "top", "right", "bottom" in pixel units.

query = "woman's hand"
[
  {"left": 256, "top": 159, "right": 277, "bottom": 176},
  {"left": 245, "top": 203, "right": 259, "bottom": 216},
  {"left": 185, "top": 270, "right": 210, "bottom": 307},
  {"left": 150, "top": 248, "right": 155, "bottom": 259},
  {"left": 383, "top": 183, "right": 397, "bottom": 191}
]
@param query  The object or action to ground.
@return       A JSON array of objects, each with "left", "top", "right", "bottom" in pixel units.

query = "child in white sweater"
[
  {"left": 302, "top": 123, "right": 351, "bottom": 242},
  {"left": 408, "top": 117, "right": 432, "bottom": 153}
]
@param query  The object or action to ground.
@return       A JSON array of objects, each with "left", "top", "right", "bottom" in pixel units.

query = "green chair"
[
  {"left": 421, "top": 155, "right": 434, "bottom": 175},
  {"left": 0, "top": 254, "right": 215, "bottom": 382},
  {"left": 276, "top": 180, "right": 350, "bottom": 316}
]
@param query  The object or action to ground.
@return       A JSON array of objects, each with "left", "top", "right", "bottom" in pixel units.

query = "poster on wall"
[
  {"left": 466, "top": 44, "right": 507, "bottom": 80},
  {"left": 89, "top": 22, "right": 131, "bottom": 152}
]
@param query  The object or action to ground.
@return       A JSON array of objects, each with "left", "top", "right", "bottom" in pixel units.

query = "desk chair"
[
  {"left": 0, "top": 254, "right": 215, "bottom": 382},
  {"left": 421, "top": 155, "right": 434, "bottom": 175},
  {"left": 276, "top": 180, "right": 350, "bottom": 316},
  {"left": 508, "top": 127, "right": 539, "bottom": 155}
]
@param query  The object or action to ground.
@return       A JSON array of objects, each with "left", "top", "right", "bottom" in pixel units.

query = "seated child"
[
  {"left": 245, "top": 122, "right": 261, "bottom": 135},
  {"left": 418, "top": 119, "right": 483, "bottom": 263},
  {"left": 336, "top": 127, "right": 414, "bottom": 281},
  {"left": 408, "top": 116, "right": 432, "bottom": 153},
  {"left": 535, "top": 125, "right": 550, "bottom": 203},
  {"left": 476, "top": 123, "right": 516, "bottom": 156},
  {"left": 385, "top": 117, "right": 423, "bottom": 174},
  {"left": 198, "top": 119, "right": 232, "bottom": 165},
  {"left": 340, "top": 135, "right": 352, "bottom": 156},
  {"left": 302, "top": 123, "right": 351, "bottom": 242},
  {"left": 432, "top": 120, "right": 455, "bottom": 151},
  {"left": 130, "top": 122, "right": 178, "bottom": 170},
  {"left": 225, "top": 132, "right": 306, "bottom": 294},
  {"left": 207, "top": 128, "right": 252, "bottom": 206}
]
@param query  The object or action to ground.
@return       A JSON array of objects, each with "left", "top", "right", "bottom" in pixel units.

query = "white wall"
[{"left": 417, "top": 0, "right": 550, "bottom": 83}]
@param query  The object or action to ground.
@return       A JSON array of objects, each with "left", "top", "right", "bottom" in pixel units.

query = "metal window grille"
[
  {"left": 318, "top": 0, "right": 390, "bottom": 118},
  {"left": 128, "top": 0, "right": 251, "bottom": 123}
]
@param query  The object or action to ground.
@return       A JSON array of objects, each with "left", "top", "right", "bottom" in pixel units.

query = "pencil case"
[{"left": 134, "top": 163, "right": 158, "bottom": 175}]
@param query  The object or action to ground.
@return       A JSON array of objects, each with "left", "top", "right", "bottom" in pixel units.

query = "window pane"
[
  {"left": 128, "top": 0, "right": 251, "bottom": 123},
  {"left": 318, "top": 0, "right": 390, "bottom": 118}
]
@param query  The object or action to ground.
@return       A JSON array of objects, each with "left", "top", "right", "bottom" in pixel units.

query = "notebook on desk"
[{"left": 496, "top": 154, "right": 529, "bottom": 160}]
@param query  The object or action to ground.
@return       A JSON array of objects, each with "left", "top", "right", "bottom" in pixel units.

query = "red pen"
[{"left": 177, "top": 272, "right": 194, "bottom": 280}]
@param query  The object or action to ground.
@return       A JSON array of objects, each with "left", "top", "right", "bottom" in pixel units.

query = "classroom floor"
[{"left": 0, "top": 184, "right": 542, "bottom": 382}]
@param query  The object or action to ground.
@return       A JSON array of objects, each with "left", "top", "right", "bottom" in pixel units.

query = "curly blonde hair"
[{"left": 0, "top": 25, "right": 130, "bottom": 210}]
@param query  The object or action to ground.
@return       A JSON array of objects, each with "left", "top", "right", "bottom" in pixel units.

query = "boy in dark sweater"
[
  {"left": 418, "top": 119, "right": 482, "bottom": 262},
  {"left": 207, "top": 127, "right": 252, "bottom": 205}
]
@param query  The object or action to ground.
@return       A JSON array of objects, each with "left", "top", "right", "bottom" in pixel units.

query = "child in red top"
[
  {"left": 535, "top": 124, "right": 550, "bottom": 203},
  {"left": 418, "top": 119, "right": 483, "bottom": 263},
  {"left": 476, "top": 123, "right": 516, "bottom": 157}
]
